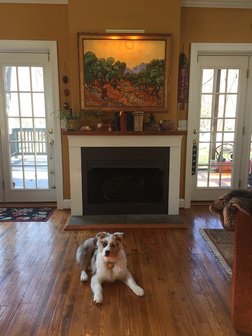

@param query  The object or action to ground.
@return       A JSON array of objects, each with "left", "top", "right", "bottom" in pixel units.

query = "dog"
[{"left": 76, "top": 231, "right": 144, "bottom": 303}]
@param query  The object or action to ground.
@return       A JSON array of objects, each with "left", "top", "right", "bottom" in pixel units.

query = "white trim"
[
  {"left": 185, "top": 43, "right": 252, "bottom": 209},
  {"left": 62, "top": 199, "right": 71, "bottom": 209},
  {"left": 182, "top": 0, "right": 252, "bottom": 8},
  {"left": 0, "top": 40, "right": 63, "bottom": 207},
  {"left": 67, "top": 135, "right": 183, "bottom": 216},
  {"left": 0, "top": 0, "right": 67, "bottom": 3}
]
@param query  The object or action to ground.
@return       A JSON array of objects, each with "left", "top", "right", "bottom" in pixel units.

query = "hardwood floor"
[{"left": 0, "top": 206, "right": 240, "bottom": 335}]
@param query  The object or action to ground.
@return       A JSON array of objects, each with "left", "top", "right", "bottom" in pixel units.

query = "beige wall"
[
  {"left": 64, "top": 0, "right": 181, "bottom": 198},
  {"left": 180, "top": 8, "right": 252, "bottom": 55},
  {"left": 1, "top": 4, "right": 252, "bottom": 199},
  {"left": 0, "top": 1, "right": 181, "bottom": 199},
  {"left": 67, "top": 0, "right": 181, "bottom": 115}
]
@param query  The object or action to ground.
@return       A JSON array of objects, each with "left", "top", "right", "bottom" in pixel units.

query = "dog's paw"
[
  {"left": 80, "top": 271, "right": 88, "bottom": 282},
  {"left": 93, "top": 293, "right": 103, "bottom": 304},
  {"left": 134, "top": 286, "right": 145, "bottom": 296}
]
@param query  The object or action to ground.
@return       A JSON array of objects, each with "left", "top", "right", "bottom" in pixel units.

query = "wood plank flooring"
[{"left": 0, "top": 206, "right": 240, "bottom": 335}]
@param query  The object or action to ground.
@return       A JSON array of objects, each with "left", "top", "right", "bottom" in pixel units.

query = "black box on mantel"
[
  {"left": 114, "top": 112, "right": 120, "bottom": 130},
  {"left": 126, "top": 112, "right": 134, "bottom": 131}
]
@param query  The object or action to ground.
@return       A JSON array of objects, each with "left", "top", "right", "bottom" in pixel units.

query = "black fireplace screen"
[{"left": 81, "top": 147, "right": 169, "bottom": 215}]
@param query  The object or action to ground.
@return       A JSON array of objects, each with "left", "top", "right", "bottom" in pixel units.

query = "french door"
[
  {"left": 190, "top": 54, "right": 252, "bottom": 201},
  {"left": 0, "top": 52, "right": 56, "bottom": 202}
]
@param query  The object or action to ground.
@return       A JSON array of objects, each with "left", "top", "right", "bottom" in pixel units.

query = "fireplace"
[
  {"left": 81, "top": 147, "right": 169, "bottom": 215},
  {"left": 66, "top": 133, "right": 183, "bottom": 215}
]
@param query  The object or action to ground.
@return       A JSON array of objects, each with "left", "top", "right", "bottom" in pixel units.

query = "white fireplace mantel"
[{"left": 66, "top": 132, "right": 184, "bottom": 216}]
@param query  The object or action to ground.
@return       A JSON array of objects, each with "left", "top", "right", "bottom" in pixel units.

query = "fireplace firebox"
[{"left": 81, "top": 147, "right": 169, "bottom": 215}]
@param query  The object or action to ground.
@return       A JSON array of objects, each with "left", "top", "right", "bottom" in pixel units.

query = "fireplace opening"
[{"left": 81, "top": 147, "right": 169, "bottom": 215}]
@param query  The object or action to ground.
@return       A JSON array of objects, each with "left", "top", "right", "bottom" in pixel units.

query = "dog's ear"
[
  {"left": 113, "top": 232, "right": 125, "bottom": 242},
  {"left": 96, "top": 232, "right": 108, "bottom": 240}
]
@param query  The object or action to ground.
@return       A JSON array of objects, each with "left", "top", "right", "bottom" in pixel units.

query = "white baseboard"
[
  {"left": 179, "top": 198, "right": 185, "bottom": 208},
  {"left": 57, "top": 199, "right": 71, "bottom": 209}
]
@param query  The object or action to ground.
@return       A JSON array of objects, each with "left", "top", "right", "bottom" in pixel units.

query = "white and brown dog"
[{"left": 76, "top": 232, "right": 144, "bottom": 304}]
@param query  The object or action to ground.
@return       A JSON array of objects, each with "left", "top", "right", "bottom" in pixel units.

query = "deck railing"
[{"left": 10, "top": 128, "right": 47, "bottom": 155}]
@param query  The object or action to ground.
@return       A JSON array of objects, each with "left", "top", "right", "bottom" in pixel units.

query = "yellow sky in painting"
[{"left": 84, "top": 39, "right": 165, "bottom": 69}]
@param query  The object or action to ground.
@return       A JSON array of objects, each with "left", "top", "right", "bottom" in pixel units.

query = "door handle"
[
  {"left": 49, "top": 139, "right": 54, "bottom": 145},
  {"left": 193, "top": 129, "right": 198, "bottom": 134}
]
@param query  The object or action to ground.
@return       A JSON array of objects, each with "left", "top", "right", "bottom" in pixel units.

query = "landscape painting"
[{"left": 78, "top": 33, "right": 171, "bottom": 111}]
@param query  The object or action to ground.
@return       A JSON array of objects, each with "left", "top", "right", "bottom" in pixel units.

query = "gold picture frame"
[{"left": 78, "top": 33, "right": 172, "bottom": 112}]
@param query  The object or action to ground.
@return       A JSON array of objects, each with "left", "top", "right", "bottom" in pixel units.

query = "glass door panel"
[
  {"left": 0, "top": 53, "right": 56, "bottom": 202},
  {"left": 197, "top": 68, "right": 238, "bottom": 189},
  {"left": 6, "top": 65, "right": 48, "bottom": 190},
  {"left": 191, "top": 55, "right": 248, "bottom": 200}
]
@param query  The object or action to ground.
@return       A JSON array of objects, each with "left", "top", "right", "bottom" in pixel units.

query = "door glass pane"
[
  {"left": 4, "top": 66, "right": 17, "bottom": 91},
  {"left": 4, "top": 65, "right": 50, "bottom": 190},
  {"left": 227, "top": 70, "right": 239, "bottom": 93},
  {"left": 202, "top": 69, "right": 214, "bottom": 92},
  {"left": 18, "top": 67, "right": 30, "bottom": 91},
  {"left": 5, "top": 93, "right": 19, "bottom": 116},
  {"left": 197, "top": 68, "right": 238, "bottom": 189},
  {"left": 20, "top": 93, "right": 32, "bottom": 116},
  {"left": 31, "top": 67, "right": 44, "bottom": 92}
]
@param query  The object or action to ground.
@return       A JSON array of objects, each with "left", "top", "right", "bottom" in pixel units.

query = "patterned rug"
[
  {"left": 199, "top": 228, "right": 234, "bottom": 276},
  {"left": 0, "top": 207, "right": 55, "bottom": 222}
]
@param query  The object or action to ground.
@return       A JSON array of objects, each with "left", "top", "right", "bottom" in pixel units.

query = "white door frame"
[
  {"left": 185, "top": 43, "right": 252, "bottom": 208},
  {"left": 0, "top": 40, "right": 64, "bottom": 208}
]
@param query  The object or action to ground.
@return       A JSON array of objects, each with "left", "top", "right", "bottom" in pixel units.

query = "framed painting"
[{"left": 78, "top": 33, "right": 172, "bottom": 112}]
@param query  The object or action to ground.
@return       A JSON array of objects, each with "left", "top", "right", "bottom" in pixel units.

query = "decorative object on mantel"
[
  {"left": 95, "top": 119, "right": 114, "bottom": 131},
  {"left": 78, "top": 33, "right": 172, "bottom": 112},
  {"left": 177, "top": 52, "right": 190, "bottom": 111},
  {"left": 114, "top": 112, "right": 134, "bottom": 131},
  {"left": 160, "top": 120, "right": 174, "bottom": 131},
  {"left": 119, "top": 111, "right": 127, "bottom": 132},
  {"left": 133, "top": 111, "right": 144, "bottom": 131},
  {"left": 57, "top": 109, "right": 81, "bottom": 130},
  {"left": 143, "top": 112, "right": 160, "bottom": 131}
]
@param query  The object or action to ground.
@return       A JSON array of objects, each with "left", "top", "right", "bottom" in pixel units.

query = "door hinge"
[
  {"left": 242, "top": 126, "right": 246, "bottom": 135},
  {"left": 2, "top": 181, "right": 4, "bottom": 190},
  {"left": 247, "top": 69, "right": 249, "bottom": 78},
  {"left": 239, "top": 179, "right": 242, "bottom": 188}
]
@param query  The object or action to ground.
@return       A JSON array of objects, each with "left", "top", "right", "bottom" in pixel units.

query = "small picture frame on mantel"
[{"left": 78, "top": 33, "right": 172, "bottom": 112}]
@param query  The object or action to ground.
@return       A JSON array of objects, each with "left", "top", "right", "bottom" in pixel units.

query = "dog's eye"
[
  {"left": 102, "top": 241, "right": 108, "bottom": 247},
  {"left": 111, "top": 243, "right": 115, "bottom": 248}
]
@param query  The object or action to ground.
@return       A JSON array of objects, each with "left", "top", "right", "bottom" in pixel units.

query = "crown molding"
[
  {"left": 0, "top": 0, "right": 250, "bottom": 7},
  {"left": 182, "top": 0, "right": 252, "bottom": 8},
  {"left": 0, "top": 0, "right": 67, "bottom": 3}
]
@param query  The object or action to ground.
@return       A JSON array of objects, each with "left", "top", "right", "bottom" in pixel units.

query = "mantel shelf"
[{"left": 63, "top": 130, "right": 187, "bottom": 136}]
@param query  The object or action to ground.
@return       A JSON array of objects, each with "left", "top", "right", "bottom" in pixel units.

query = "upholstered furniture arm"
[{"left": 232, "top": 209, "right": 252, "bottom": 334}]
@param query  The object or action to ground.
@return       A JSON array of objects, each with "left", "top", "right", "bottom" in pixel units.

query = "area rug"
[
  {"left": 0, "top": 207, "right": 55, "bottom": 222},
  {"left": 200, "top": 228, "right": 234, "bottom": 276},
  {"left": 64, "top": 214, "right": 187, "bottom": 230}
]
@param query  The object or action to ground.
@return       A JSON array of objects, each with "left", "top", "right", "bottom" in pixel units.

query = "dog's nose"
[{"left": 105, "top": 250, "right": 110, "bottom": 256}]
